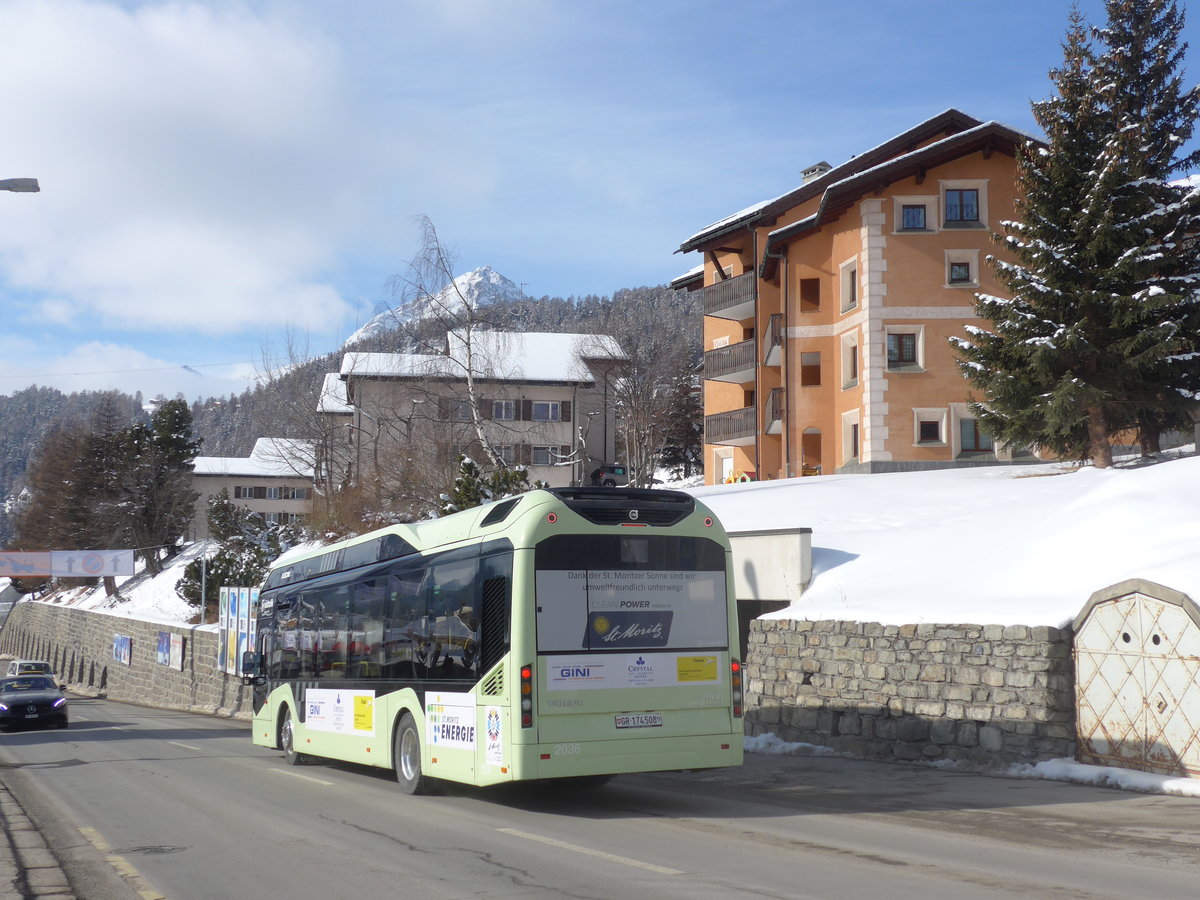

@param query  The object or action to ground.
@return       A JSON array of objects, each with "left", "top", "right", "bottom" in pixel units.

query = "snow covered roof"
[
  {"left": 317, "top": 372, "right": 352, "bottom": 414},
  {"left": 678, "top": 109, "right": 1040, "bottom": 255},
  {"left": 192, "top": 437, "right": 314, "bottom": 479},
  {"left": 341, "top": 331, "right": 625, "bottom": 385}
]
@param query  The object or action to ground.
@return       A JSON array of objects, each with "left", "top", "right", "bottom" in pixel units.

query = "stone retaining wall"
[
  {"left": 2, "top": 600, "right": 1078, "bottom": 766},
  {"left": 744, "top": 618, "right": 1076, "bottom": 766},
  {"left": 0, "top": 601, "right": 252, "bottom": 719}
]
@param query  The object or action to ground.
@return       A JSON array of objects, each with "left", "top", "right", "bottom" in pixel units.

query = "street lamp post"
[{"left": 0, "top": 178, "right": 39, "bottom": 193}]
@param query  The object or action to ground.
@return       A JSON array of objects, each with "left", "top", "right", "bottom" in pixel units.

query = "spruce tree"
[
  {"left": 121, "top": 399, "right": 201, "bottom": 574},
  {"left": 954, "top": 0, "right": 1200, "bottom": 465},
  {"left": 1089, "top": 0, "right": 1200, "bottom": 452}
]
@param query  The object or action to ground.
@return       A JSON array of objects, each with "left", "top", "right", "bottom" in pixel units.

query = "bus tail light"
[
  {"left": 731, "top": 658, "right": 743, "bottom": 718},
  {"left": 520, "top": 663, "right": 534, "bottom": 728}
]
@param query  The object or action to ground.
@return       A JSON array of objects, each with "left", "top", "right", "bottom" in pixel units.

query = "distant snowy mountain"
[{"left": 344, "top": 265, "right": 528, "bottom": 347}]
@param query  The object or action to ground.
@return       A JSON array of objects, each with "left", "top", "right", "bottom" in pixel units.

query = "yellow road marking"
[{"left": 79, "top": 826, "right": 167, "bottom": 900}]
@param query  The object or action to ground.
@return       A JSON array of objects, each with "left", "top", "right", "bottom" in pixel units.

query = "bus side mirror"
[{"left": 240, "top": 650, "right": 264, "bottom": 686}]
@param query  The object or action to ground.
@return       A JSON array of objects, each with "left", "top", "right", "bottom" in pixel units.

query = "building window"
[
  {"left": 913, "top": 408, "right": 948, "bottom": 446},
  {"left": 901, "top": 204, "right": 927, "bottom": 230},
  {"left": 493, "top": 444, "right": 515, "bottom": 465},
  {"left": 887, "top": 333, "right": 918, "bottom": 368},
  {"left": 841, "top": 332, "right": 859, "bottom": 389},
  {"left": 945, "top": 188, "right": 979, "bottom": 224},
  {"left": 800, "top": 352, "right": 821, "bottom": 386},
  {"left": 850, "top": 423, "right": 859, "bottom": 459},
  {"left": 531, "top": 401, "right": 560, "bottom": 422},
  {"left": 531, "top": 445, "right": 555, "bottom": 466},
  {"left": 449, "top": 399, "right": 473, "bottom": 421},
  {"left": 492, "top": 399, "right": 515, "bottom": 420},
  {"left": 840, "top": 258, "right": 858, "bottom": 312},
  {"left": 893, "top": 196, "right": 937, "bottom": 234},
  {"left": 945, "top": 249, "right": 980, "bottom": 287},
  {"left": 800, "top": 278, "right": 820, "bottom": 313},
  {"left": 960, "top": 418, "right": 994, "bottom": 452}
]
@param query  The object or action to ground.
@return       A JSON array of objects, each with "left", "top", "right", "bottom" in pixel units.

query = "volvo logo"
[{"left": 629, "top": 509, "right": 639, "bottom": 521}]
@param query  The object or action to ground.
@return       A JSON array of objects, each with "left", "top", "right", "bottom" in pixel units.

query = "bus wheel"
[
  {"left": 394, "top": 712, "right": 428, "bottom": 795},
  {"left": 280, "top": 707, "right": 309, "bottom": 766}
]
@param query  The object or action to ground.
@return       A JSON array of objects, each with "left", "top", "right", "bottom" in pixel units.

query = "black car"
[{"left": 0, "top": 675, "right": 68, "bottom": 730}]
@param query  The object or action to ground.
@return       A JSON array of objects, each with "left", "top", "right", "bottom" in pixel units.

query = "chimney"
[{"left": 802, "top": 161, "right": 832, "bottom": 184}]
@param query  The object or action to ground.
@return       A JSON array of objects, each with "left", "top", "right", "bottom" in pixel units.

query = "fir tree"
[
  {"left": 120, "top": 399, "right": 202, "bottom": 574},
  {"left": 440, "top": 455, "right": 544, "bottom": 515},
  {"left": 954, "top": 0, "right": 1200, "bottom": 465}
]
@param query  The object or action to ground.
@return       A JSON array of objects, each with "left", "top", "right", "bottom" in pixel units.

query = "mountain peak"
[{"left": 344, "top": 266, "right": 528, "bottom": 348}]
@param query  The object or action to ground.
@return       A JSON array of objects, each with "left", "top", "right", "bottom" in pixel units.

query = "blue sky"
[{"left": 0, "top": 0, "right": 1195, "bottom": 401}]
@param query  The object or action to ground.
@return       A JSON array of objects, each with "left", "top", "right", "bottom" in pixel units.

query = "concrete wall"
[
  {"left": 0, "top": 601, "right": 253, "bottom": 719},
  {"left": 744, "top": 618, "right": 1075, "bottom": 767}
]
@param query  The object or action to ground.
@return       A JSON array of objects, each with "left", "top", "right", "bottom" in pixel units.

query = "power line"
[{"left": 0, "top": 361, "right": 254, "bottom": 379}]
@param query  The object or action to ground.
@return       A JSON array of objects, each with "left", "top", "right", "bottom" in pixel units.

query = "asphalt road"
[{"left": 2, "top": 696, "right": 1199, "bottom": 899}]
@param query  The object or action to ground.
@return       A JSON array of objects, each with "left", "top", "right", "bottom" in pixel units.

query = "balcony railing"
[
  {"left": 702, "top": 272, "right": 757, "bottom": 321},
  {"left": 766, "top": 387, "right": 785, "bottom": 435},
  {"left": 763, "top": 314, "right": 783, "bottom": 367},
  {"left": 705, "top": 406, "right": 756, "bottom": 446},
  {"left": 704, "top": 338, "right": 756, "bottom": 384}
]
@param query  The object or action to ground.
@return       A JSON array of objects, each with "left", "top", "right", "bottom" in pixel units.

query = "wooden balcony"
[
  {"left": 706, "top": 406, "right": 756, "bottom": 446},
  {"left": 702, "top": 272, "right": 757, "bottom": 322},
  {"left": 763, "top": 314, "right": 783, "bottom": 367},
  {"left": 704, "top": 338, "right": 756, "bottom": 384}
]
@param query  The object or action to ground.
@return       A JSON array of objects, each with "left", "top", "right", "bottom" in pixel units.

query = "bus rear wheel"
[
  {"left": 280, "top": 707, "right": 310, "bottom": 766},
  {"left": 394, "top": 712, "right": 429, "bottom": 795}
]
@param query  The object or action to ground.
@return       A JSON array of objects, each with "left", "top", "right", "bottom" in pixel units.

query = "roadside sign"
[{"left": 0, "top": 550, "right": 135, "bottom": 577}]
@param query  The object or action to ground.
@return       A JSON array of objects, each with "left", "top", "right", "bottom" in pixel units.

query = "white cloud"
[{"left": 0, "top": 0, "right": 384, "bottom": 336}]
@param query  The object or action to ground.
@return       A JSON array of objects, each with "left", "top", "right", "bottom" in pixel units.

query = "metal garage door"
[{"left": 1074, "top": 579, "right": 1200, "bottom": 777}]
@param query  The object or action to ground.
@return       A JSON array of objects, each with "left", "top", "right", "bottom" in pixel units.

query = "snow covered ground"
[{"left": 11, "top": 449, "right": 1200, "bottom": 797}]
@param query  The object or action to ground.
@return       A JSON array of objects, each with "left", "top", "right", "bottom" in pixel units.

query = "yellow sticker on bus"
[{"left": 676, "top": 655, "right": 718, "bottom": 682}]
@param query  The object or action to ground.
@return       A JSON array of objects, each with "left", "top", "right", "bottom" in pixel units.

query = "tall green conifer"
[{"left": 954, "top": 1, "right": 1200, "bottom": 465}]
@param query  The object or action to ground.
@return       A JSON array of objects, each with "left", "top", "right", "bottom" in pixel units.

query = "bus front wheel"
[
  {"left": 394, "top": 712, "right": 429, "bottom": 795},
  {"left": 280, "top": 707, "right": 310, "bottom": 766}
]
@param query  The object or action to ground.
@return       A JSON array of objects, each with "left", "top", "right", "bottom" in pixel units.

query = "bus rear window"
[{"left": 534, "top": 535, "right": 728, "bottom": 653}]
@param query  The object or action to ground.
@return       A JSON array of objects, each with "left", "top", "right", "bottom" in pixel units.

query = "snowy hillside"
[
  {"left": 344, "top": 265, "right": 528, "bottom": 346},
  {"left": 694, "top": 452, "right": 1200, "bottom": 628}
]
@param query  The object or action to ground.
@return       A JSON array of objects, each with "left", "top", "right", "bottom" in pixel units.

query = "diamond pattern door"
[{"left": 1075, "top": 588, "right": 1200, "bottom": 778}]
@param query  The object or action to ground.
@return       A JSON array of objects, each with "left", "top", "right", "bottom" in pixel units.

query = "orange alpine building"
[{"left": 674, "top": 109, "right": 1038, "bottom": 484}]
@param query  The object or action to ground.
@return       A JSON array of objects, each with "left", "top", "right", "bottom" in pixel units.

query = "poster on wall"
[
  {"left": 217, "top": 587, "right": 229, "bottom": 673},
  {"left": 113, "top": 634, "right": 132, "bottom": 665},
  {"left": 237, "top": 586, "right": 250, "bottom": 670},
  {"left": 217, "top": 586, "right": 259, "bottom": 676},
  {"left": 156, "top": 632, "right": 171, "bottom": 666},
  {"left": 156, "top": 632, "right": 184, "bottom": 670}
]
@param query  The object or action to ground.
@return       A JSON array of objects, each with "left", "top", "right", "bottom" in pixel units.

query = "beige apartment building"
[
  {"left": 189, "top": 438, "right": 314, "bottom": 540},
  {"left": 336, "top": 330, "right": 624, "bottom": 490},
  {"left": 674, "top": 109, "right": 1039, "bottom": 484}
]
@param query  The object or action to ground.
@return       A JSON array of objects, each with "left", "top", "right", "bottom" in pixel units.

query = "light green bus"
[{"left": 242, "top": 486, "right": 743, "bottom": 794}]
